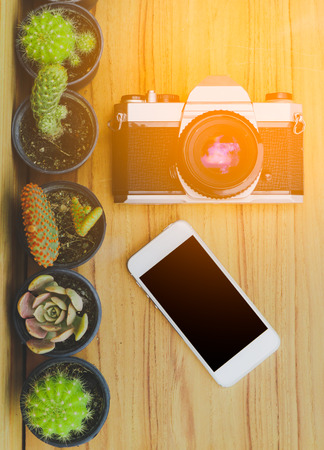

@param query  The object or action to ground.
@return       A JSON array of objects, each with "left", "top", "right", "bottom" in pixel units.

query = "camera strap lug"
[
  {"left": 108, "top": 113, "right": 127, "bottom": 131},
  {"left": 293, "top": 113, "right": 306, "bottom": 135}
]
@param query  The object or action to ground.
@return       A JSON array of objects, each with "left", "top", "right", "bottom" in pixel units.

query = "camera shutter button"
[{"left": 147, "top": 90, "right": 157, "bottom": 102}]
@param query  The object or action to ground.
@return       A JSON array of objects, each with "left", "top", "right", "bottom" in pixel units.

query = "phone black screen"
[{"left": 140, "top": 236, "right": 267, "bottom": 371}]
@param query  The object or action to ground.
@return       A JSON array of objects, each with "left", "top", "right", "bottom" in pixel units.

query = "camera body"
[{"left": 111, "top": 76, "right": 304, "bottom": 204}]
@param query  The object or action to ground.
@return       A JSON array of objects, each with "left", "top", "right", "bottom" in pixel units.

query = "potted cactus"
[
  {"left": 16, "top": 3, "right": 103, "bottom": 89},
  {"left": 12, "top": 3, "right": 103, "bottom": 173},
  {"left": 20, "top": 356, "right": 110, "bottom": 446},
  {"left": 19, "top": 182, "right": 106, "bottom": 269},
  {"left": 14, "top": 269, "right": 102, "bottom": 356},
  {"left": 20, "top": 182, "right": 60, "bottom": 268},
  {"left": 12, "top": 64, "right": 99, "bottom": 174}
]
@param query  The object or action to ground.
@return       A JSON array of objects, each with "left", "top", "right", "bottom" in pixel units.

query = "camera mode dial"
[
  {"left": 121, "top": 95, "right": 145, "bottom": 103},
  {"left": 265, "top": 92, "right": 292, "bottom": 101},
  {"left": 157, "top": 94, "right": 180, "bottom": 103}
]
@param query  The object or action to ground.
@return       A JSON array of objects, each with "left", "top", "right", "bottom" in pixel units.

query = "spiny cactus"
[
  {"left": 18, "top": 274, "right": 89, "bottom": 354},
  {"left": 22, "top": 369, "right": 93, "bottom": 441},
  {"left": 70, "top": 197, "right": 103, "bottom": 237},
  {"left": 19, "top": 9, "right": 97, "bottom": 67},
  {"left": 21, "top": 184, "right": 60, "bottom": 268},
  {"left": 31, "top": 64, "right": 68, "bottom": 137},
  {"left": 31, "top": 64, "right": 67, "bottom": 118},
  {"left": 76, "top": 31, "right": 97, "bottom": 54}
]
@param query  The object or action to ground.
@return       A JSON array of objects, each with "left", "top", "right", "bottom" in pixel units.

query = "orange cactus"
[{"left": 21, "top": 183, "right": 60, "bottom": 268}]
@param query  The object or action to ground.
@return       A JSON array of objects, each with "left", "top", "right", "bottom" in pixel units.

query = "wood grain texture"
[
  {"left": 0, "top": 0, "right": 26, "bottom": 449},
  {"left": 6, "top": 0, "right": 323, "bottom": 448}
]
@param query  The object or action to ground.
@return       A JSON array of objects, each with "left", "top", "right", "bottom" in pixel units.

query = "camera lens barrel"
[{"left": 177, "top": 110, "right": 263, "bottom": 199}]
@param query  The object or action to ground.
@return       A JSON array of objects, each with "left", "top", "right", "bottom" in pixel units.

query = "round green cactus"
[
  {"left": 20, "top": 11, "right": 76, "bottom": 65},
  {"left": 22, "top": 370, "right": 93, "bottom": 441},
  {"left": 76, "top": 31, "right": 97, "bottom": 54},
  {"left": 19, "top": 9, "right": 97, "bottom": 68},
  {"left": 31, "top": 64, "right": 68, "bottom": 137}
]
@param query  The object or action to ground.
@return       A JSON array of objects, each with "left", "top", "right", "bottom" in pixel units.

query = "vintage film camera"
[{"left": 110, "top": 76, "right": 305, "bottom": 204}]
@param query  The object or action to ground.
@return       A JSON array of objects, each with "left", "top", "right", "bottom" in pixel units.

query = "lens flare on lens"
[{"left": 201, "top": 136, "right": 240, "bottom": 174}]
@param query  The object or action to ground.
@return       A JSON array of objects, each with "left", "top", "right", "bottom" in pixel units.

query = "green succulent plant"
[
  {"left": 22, "top": 369, "right": 93, "bottom": 441},
  {"left": 70, "top": 196, "right": 103, "bottom": 237},
  {"left": 19, "top": 9, "right": 97, "bottom": 67},
  {"left": 31, "top": 64, "right": 68, "bottom": 137},
  {"left": 76, "top": 31, "right": 97, "bottom": 54},
  {"left": 21, "top": 183, "right": 60, "bottom": 268},
  {"left": 18, "top": 274, "right": 89, "bottom": 354}
]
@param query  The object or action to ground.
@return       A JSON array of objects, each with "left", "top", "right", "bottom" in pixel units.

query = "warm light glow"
[{"left": 201, "top": 136, "right": 240, "bottom": 173}]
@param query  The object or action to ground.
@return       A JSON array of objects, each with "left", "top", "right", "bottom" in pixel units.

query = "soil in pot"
[
  {"left": 21, "top": 357, "right": 110, "bottom": 446},
  {"left": 19, "top": 93, "right": 96, "bottom": 172},
  {"left": 46, "top": 188, "right": 104, "bottom": 266},
  {"left": 18, "top": 4, "right": 101, "bottom": 85}
]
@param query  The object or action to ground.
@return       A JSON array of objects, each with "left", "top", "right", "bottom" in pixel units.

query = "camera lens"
[{"left": 177, "top": 111, "right": 263, "bottom": 198}]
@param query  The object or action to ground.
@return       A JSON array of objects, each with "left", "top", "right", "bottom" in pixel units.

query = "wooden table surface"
[{"left": 2, "top": 0, "right": 324, "bottom": 448}]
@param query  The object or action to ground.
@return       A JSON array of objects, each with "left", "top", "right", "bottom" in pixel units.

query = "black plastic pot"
[
  {"left": 18, "top": 181, "right": 106, "bottom": 269},
  {"left": 12, "top": 90, "right": 99, "bottom": 174},
  {"left": 20, "top": 356, "right": 110, "bottom": 447},
  {"left": 25, "top": 0, "right": 98, "bottom": 10},
  {"left": 48, "top": 0, "right": 98, "bottom": 8},
  {"left": 14, "top": 268, "right": 102, "bottom": 357},
  {"left": 16, "top": 3, "right": 104, "bottom": 90}
]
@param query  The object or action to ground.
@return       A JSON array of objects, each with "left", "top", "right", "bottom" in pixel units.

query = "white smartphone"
[{"left": 127, "top": 220, "right": 280, "bottom": 387}]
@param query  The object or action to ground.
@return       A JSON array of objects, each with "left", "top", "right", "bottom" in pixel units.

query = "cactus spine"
[
  {"left": 70, "top": 197, "right": 103, "bottom": 237},
  {"left": 21, "top": 183, "right": 60, "bottom": 268},
  {"left": 20, "top": 10, "right": 77, "bottom": 65},
  {"left": 31, "top": 64, "right": 68, "bottom": 137},
  {"left": 76, "top": 31, "right": 97, "bottom": 54},
  {"left": 22, "top": 370, "right": 93, "bottom": 441},
  {"left": 19, "top": 9, "right": 97, "bottom": 67}
]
